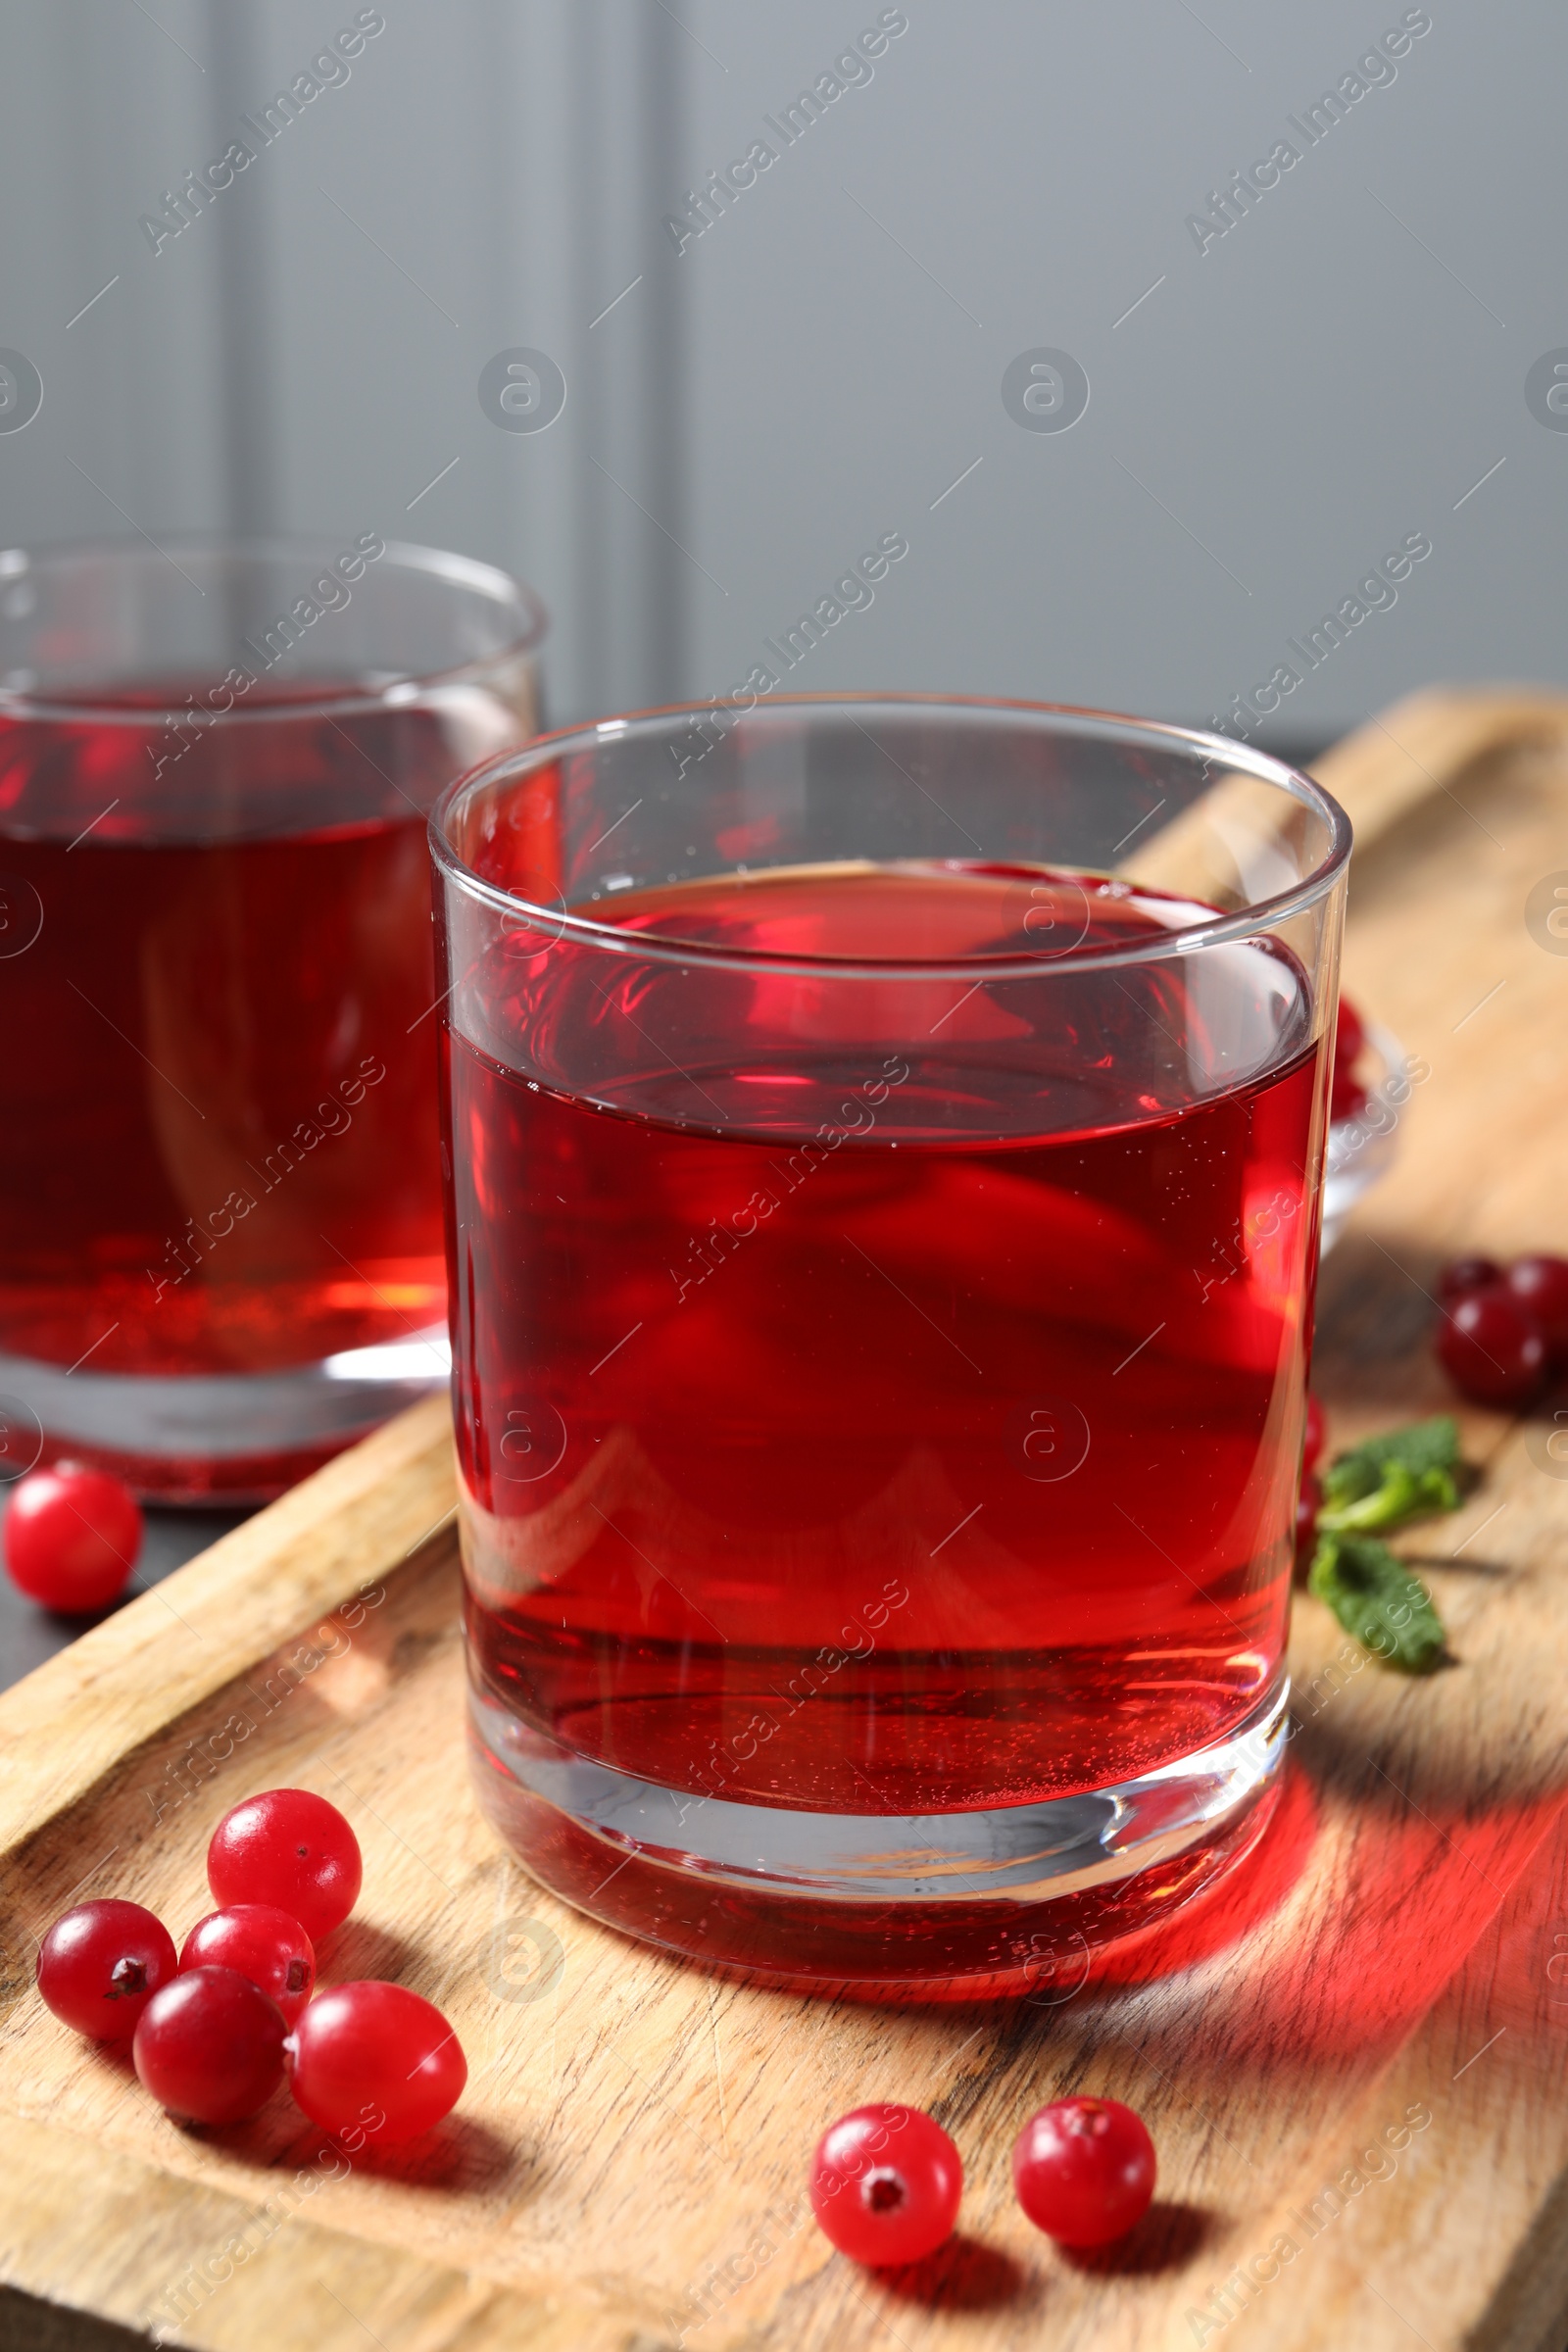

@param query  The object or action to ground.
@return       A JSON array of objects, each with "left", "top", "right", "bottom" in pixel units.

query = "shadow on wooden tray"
[
  {"left": 877, "top": 2234, "right": 1033, "bottom": 2313},
  {"left": 1313, "top": 1229, "right": 1448, "bottom": 1404},
  {"left": 863, "top": 2198, "right": 1214, "bottom": 2317}
]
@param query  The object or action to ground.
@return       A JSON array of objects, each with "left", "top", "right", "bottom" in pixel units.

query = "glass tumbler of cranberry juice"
[
  {"left": 0, "top": 537, "right": 544, "bottom": 1498},
  {"left": 434, "top": 699, "right": 1349, "bottom": 1990}
]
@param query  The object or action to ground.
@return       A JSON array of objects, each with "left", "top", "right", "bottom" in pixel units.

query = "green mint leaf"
[
  {"left": 1307, "top": 1532, "right": 1446, "bottom": 1673},
  {"left": 1318, "top": 1460, "right": 1460, "bottom": 1534},
  {"left": 1321, "top": 1415, "right": 1461, "bottom": 1514}
]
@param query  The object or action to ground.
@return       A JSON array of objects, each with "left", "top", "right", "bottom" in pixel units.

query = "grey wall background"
[{"left": 0, "top": 0, "right": 1557, "bottom": 750}]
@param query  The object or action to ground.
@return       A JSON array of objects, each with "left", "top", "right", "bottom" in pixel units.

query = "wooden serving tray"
[{"left": 4, "top": 689, "right": 1568, "bottom": 2352}]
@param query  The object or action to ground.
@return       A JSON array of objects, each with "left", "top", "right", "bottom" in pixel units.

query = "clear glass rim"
[
  {"left": 0, "top": 533, "right": 549, "bottom": 728},
  {"left": 431, "top": 692, "right": 1353, "bottom": 984}
]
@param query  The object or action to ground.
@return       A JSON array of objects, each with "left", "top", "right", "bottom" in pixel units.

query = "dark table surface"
[{"left": 0, "top": 1491, "right": 252, "bottom": 1695}]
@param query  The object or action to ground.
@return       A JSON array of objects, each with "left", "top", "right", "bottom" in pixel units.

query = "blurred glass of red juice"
[
  {"left": 435, "top": 702, "right": 1349, "bottom": 1992},
  {"left": 0, "top": 538, "right": 544, "bottom": 1499}
]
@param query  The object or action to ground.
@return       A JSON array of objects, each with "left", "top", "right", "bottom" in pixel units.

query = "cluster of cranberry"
[
  {"left": 37, "top": 1788, "right": 466, "bottom": 2139},
  {"left": 1435, "top": 1252, "right": 1568, "bottom": 1407},
  {"left": 810, "top": 2095, "right": 1154, "bottom": 2265}
]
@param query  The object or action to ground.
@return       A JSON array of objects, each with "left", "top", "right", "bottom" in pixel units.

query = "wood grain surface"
[{"left": 1, "top": 689, "right": 1567, "bottom": 2352}]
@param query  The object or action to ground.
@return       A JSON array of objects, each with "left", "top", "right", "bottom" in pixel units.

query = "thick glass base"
[
  {"left": 468, "top": 1676, "right": 1289, "bottom": 1996},
  {"left": 0, "top": 1330, "right": 450, "bottom": 1502}
]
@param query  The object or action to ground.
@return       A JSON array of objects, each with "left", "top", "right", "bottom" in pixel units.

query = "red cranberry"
[
  {"left": 1506, "top": 1255, "right": 1568, "bottom": 1356},
  {"left": 809, "top": 2104, "right": 961, "bottom": 2267},
  {"left": 1301, "top": 1395, "right": 1326, "bottom": 1478},
  {"left": 132, "top": 1966, "right": 286, "bottom": 2124},
  {"left": 179, "top": 1905, "right": 316, "bottom": 2023},
  {"left": 207, "top": 1789, "right": 362, "bottom": 1940},
  {"left": 1437, "top": 1286, "right": 1548, "bottom": 1407},
  {"left": 285, "top": 1981, "right": 466, "bottom": 2143},
  {"left": 1438, "top": 1254, "right": 1502, "bottom": 1303},
  {"left": 4, "top": 1463, "right": 141, "bottom": 1613},
  {"left": 1012, "top": 2096, "right": 1156, "bottom": 2246},
  {"left": 36, "top": 1899, "right": 176, "bottom": 2038}
]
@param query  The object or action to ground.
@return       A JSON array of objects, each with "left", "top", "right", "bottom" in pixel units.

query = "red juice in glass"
[
  {"left": 2, "top": 689, "right": 454, "bottom": 1373},
  {"left": 434, "top": 702, "right": 1348, "bottom": 1991},
  {"left": 0, "top": 539, "right": 543, "bottom": 1497}
]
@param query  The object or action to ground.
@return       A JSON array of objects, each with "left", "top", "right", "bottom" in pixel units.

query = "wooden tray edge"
[
  {"left": 0, "top": 2110, "right": 629, "bottom": 2352},
  {"left": 0, "top": 1396, "right": 458, "bottom": 1859}
]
